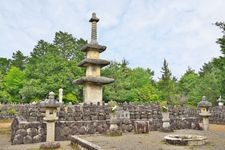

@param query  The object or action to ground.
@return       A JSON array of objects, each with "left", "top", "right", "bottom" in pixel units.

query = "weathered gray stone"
[
  {"left": 79, "top": 126, "right": 86, "bottom": 135},
  {"left": 96, "top": 126, "right": 104, "bottom": 133},
  {"left": 16, "top": 129, "right": 27, "bottom": 137},
  {"left": 61, "top": 126, "right": 71, "bottom": 136},
  {"left": 127, "top": 124, "right": 133, "bottom": 132},
  {"left": 13, "top": 134, "right": 23, "bottom": 144},
  {"left": 134, "top": 121, "right": 149, "bottom": 134},
  {"left": 27, "top": 128, "right": 38, "bottom": 137},
  {"left": 23, "top": 135, "right": 32, "bottom": 144},
  {"left": 40, "top": 142, "right": 60, "bottom": 149},
  {"left": 33, "top": 134, "right": 42, "bottom": 143}
]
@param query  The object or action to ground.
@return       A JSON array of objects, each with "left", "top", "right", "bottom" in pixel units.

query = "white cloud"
[{"left": 0, "top": 0, "right": 225, "bottom": 78}]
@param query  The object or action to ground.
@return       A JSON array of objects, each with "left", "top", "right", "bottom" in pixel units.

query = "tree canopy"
[{"left": 0, "top": 23, "right": 225, "bottom": 106}]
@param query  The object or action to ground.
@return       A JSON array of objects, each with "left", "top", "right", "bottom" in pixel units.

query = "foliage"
[
  {"left": 103, "top": 62, "right": 159, "bottom": 103},
  {"left": 0, "top": 58, "right": 11, "bottom": 74},
  {"left": 6, "top": 108, "right": 17, "bottom": 115},
  {"left": 11, "top": 50, "right": 27, "bottom": 70},
  {"left": 3, "top": 67, "right": 25, "bottom": 102},
  {"left": 158, "top": 59, "right": 177, "bottom": 105},
  {"left": 64, "top": 93, "right": 77, "bottom": 104},
  {"left": 108, "top": 100, "right": 118, "bottom": 113},
  {"left": 1, "top": 24, "right": 225, "bottom": 106},
  {"left": 177, "top": 68, "right": 199, "bottom": 105},
  {"left": 215, "top": 22, "right": 225, "bottom": 55},
  {"left": 20, "top": 31, "right": 86, "bottom": 103},
  {"left": 160, "top": 101, "right": 168, "bottom": 112},
  {"left": 189, "top": 66, "right": 222, "bottom": 106}
]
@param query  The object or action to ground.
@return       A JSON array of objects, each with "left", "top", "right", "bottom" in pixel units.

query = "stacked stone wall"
[
  {"left": 2, "top": 103, "right": 224, "bottom": 144},
  {"left": 210, "top": 106, "right": 225, "bottom": 124},
  {"left": 11, "top": 117, "right": 46, "bottom": 144},
  {"left": 168, "top": 106, "right": 200, "bottom": 129}
]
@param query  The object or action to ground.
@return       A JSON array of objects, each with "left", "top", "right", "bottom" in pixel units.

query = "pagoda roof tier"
[
  {"left": 74, "top": 76, "right": 114, "bottom": 85},
  {"left": 81, "top": 43, "right": 106, "bottom": 53},
  {"left": 78, "top": 58, "right": 110, "bottom": 67}
]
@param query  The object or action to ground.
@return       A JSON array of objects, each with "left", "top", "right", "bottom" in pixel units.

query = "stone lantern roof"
[
  {"left": 197, "top": 96, "right": 212, "bottom": 108},
  {"left": 217, "top": 96, "right": 225, "bottom": 102},
  {"left": 40, "top": 92, "right": 61, "bottom": 108}
]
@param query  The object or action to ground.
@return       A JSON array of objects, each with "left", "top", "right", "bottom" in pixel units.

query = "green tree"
[
  {"left": 158, "top": 59, "right": 176, "bottom": 104},
  {"left": 21, "top": 31, "right": 86, "bottom": 103},
  {"left": 0, "top": 57, "right": 11, "bottom": 74},
  {"left": 4, "top": 66, "right": 25, "bottom": 102},
  {"left": 103, "top": 60, "right": 159, "bottom": 103},
  {"left": 189, "top": 67, "right": 222, "bottom": 106},
  {"left": 11, "top": 50, "right": 27, "bottom": 70},
  {"left": 178, "top": 67, "right": 199, "bottom": 96},
  {"left": 102, "top": 61, "right": 131, "bottom": 102},
  {"left": 54, "top": 31, "right": 86, "bottom": 62},
  {"left": 0, "top": 71, "right": 11, "bottom": 103},
  {"left": 215, "top": 22, "right": 225, "bottom": 55},
  {"left": 178, "top": 67, "right": 199, "bottom": 106}
]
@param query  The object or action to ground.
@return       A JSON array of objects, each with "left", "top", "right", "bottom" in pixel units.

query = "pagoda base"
[{"left": 84, "top": 83, "right": 102, "bottom": 104}]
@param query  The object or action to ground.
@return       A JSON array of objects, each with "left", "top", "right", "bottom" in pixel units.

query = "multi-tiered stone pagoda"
[{"left": 74, "top": 13, "right": 114, "bottom": 104}]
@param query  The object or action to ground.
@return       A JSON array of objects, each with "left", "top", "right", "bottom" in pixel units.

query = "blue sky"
[{"left": 0, "top": 0, "right": 225, "bottom": 78}]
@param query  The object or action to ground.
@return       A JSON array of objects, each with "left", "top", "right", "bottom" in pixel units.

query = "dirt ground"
[
  {"left": 76, "top": 124, "right": 225, "bottom": 150},
  {"left": 1, "top": 119, "right": 225, "bottom": 150},
  {"left": 82, "top": 129, "right": 225, "bottom": 150}
]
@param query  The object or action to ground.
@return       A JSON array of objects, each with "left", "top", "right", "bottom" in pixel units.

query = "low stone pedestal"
[
  {"left": 162, "top": 112, "right": 170, "bottom": 128},
  {"left": 134, "top": 121, "right": 150, "bottom": 134},
  {"left": 107, "top": 112, "right": 122, "bottom": 136},
  {"left": 161, "top": 112, "right": 173, "bottom": 132}
]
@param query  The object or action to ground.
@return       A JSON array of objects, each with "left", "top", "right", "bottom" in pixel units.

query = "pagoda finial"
[{"left": 89, "top": 12, "right": 99, "bottom": 44}]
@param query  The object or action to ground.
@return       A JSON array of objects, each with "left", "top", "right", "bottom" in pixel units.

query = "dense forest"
[{"left": 0, "top": 22, "right": 225, "bottom": 107}]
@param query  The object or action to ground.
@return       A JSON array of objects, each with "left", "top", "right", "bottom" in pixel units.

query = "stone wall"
[
  {"left": 11, "top": 117, "right": 46, "bottom": 144},
  {"left": 55, "top": 120, "right": 108, "bottom": 141},
  {"left": 0, "top": 104, "right": 17, "bottom": 119},
  {"left": 210, "top": 106, "right": 225, "bottom": 124},
  {"left": 168, "top": 106, "right": 201, "bottom": 130},
  {"left": 7, "top": 103, "right": 204, "bottom": 144}
]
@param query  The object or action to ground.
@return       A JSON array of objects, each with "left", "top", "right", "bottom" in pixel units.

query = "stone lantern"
[
  {"left": 198, "top": 96, "right": 212, "bottom": 131},
  {"left": 40, "top": 92, "right": 60, "bottom": 142},
  {"left": 217, "top": 96, "right": 224, "bottom": 107}
]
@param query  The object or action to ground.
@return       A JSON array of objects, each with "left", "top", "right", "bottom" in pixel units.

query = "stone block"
[
  {"left": 134, "top": 121, "right": 149, "bottom": 134},
  {"left": 27, "top": 128, "right": 38, "bottom": 137},
  {"left": 13, "top": 134, "right": 23, "bottom": 145},
  {"left": 79, "top": 126, "right": 86, "bottom": 135},
  {"left": 23, "top": 135, "right": 32, "bottom": 144},
  {"left": 33, "top": 134, "right": 42, "bottom": 143},
  {"left": 16, "top": 129, "right": 27, "bottom": 137}
]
